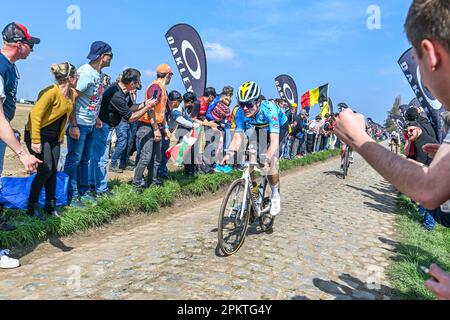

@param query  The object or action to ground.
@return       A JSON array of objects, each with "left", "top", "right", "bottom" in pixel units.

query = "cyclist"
[
  {"left": 221, "top": 82, "right": 289, "bottom": 216},
  {"left": 389, "top": 131, "right": 401, "bottom": 154},
  {"left": 337, "top": 103, "right": 354, "bottom": 170}
]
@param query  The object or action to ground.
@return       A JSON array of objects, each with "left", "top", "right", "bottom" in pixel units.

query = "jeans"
[
  {"left": 64, "top": 124, "right": 95, "bottom": 199},
  {"left": 224, "top": 128, "right": 232, "bottom": 152},
  {"left": 314, "top": 134, "right": 323, "bottom": 152},
  {"left": 132, "top": 124, "right": 161, "bottom": 187},
  {"left": 127, "top": 122, "right": 138, "bottom": 162},
  {"left": 282, "top": 137, "right": 291, "bottom": 159},
  {"left": 418, "top": 205, "right": 437, "bottom": 231},
  {"left": 90, "top": 123, "right": 113, "bottom": 194},
  {"left": 111, "top": 121, "right": 131, "bottom": 169},
  {"left": 0, "top": 140, "right": 7, "bottom": 176},
  {"left": 306, "top": 133, "right": 315, "bottom": 154},
  {"left": 158, "top": 136, "right": 170, "bottom": 178},
  {"left": 291, "top": 136, "right": 305, "bottom": 157}
]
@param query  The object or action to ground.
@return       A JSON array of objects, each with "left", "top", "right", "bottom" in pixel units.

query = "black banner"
[
  {"left": 391, "top": 114, "right": 406, "bottom": 134},
  {"left": 398, "top": 48, "right": 445, "bottom": 141},
  {"left": 410, "top": 98, "right": 421, "bottom": 109},
  {"left": 328, "top": 98, "right": 334, "bottom": 115},
  {"left": 398, "top": 104, "right": 411, "bottom": 120},
  {"left": 166, "top": 24, "right": 207, "bottom": 98},
  {"left": 275, "top": 75, "right": 299, "bottom": 105}
]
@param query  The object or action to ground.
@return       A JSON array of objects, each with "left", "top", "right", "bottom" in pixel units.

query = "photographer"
[{"left": 93, "top": 68, "right": 157, "bottom": 197}]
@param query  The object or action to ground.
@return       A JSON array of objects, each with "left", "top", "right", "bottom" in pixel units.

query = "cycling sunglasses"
[{"left": 239, "top": 100, "right": 258, "bottom": 110}]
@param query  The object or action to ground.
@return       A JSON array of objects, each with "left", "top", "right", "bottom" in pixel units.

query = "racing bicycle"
[{"left": 218, "top": 162, "right": 276, "bottom": 256}]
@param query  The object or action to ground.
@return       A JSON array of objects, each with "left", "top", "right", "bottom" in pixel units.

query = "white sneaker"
[
  {"left": 270, "top": 194, "right": 281, "bottom": 216},
  {"left": 0, "top": 250, "right": 20, "bottom": 269}
]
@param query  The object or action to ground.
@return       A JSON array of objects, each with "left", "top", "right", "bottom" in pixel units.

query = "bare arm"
[
  {"left": 0, "top": 101, "right": 41, "bottom": 171},
  {"left": 221, "top": 132, "right": 243, "bottom": 165},
  {"left": 0, "top": 102, "right": 25, "bottom": 154},
  {"left": 266, "top": 133, "right": 280, "bottom": 161},
  {"left": 128, "top": 100, "right": 157, "bottom": 123},
  {"left": 335, "top": 109, "right": 450, "bottom": 209}
]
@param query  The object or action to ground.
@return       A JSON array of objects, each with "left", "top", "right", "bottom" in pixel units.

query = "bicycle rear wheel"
[
  {"left": 218, "top": 179, "right": 251, "bottom": 256},
  {"left": 342, "top": 149, "right": 349, "bottom": 179}
]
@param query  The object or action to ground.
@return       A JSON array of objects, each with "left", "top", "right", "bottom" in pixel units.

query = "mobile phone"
[
  {"left": 420, "top": 266, "right": 439, "bottom": 281},
  {"left": 420, "top": 266, "right": 430, "bottom": 274},
  {"left": 152, "top": 90, "right": 158, "bottom": 100}
]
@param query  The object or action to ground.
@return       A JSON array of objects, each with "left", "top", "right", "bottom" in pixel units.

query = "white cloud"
[{"left": 204, "top": 42, "right": 236, "bottom": 62}]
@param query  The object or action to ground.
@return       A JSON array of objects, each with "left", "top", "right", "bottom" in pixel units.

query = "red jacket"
[{"left": 198, "top": 97, "right": 209, "bottom": 120}]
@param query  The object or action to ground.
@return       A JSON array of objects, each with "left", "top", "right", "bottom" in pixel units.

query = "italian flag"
[
  {"left": 166, "top": 126, "right": 202, "bottom": 166},
  {"left": 301, "top": 84, "right": 329, "bottom": 109}
]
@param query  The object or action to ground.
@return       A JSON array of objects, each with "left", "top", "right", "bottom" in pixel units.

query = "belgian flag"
[{"left": 301, "top": 84, "right": 329, "bottom": 109}]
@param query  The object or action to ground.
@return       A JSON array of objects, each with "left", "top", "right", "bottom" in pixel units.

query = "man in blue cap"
[{"left": 64, "top": 41, "right": 113, "bottom": 207}]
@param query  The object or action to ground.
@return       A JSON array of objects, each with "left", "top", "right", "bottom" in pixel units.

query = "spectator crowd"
[{"left": 1, "top": 0, "right": 450, "bottom": 300}]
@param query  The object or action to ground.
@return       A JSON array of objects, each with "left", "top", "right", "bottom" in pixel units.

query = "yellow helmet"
[{"left": 238, "top": 82, "right": 261, "bottom": 103}]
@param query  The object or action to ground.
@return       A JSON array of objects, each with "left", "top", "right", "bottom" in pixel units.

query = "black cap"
[
  {"left": 204, "top": 87, "right": 216, "bottom": 97},
  {"left": 2, "top": 22, "right": 40, "bottom": 45},
  {"left": 405, "top": 107, "right": 419, "bottom": 122},
  {"left": 183, "top": 92, "right": 197, "bottom": 103},
  {"left": 87, "top": 41, "right": 112, "bottom": 61},
  {"left": 168, "top": 90, "right": 182, "bottom": 102}
]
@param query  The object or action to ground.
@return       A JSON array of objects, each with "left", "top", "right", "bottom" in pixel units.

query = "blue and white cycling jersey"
[{"left": 234, "top": 100, "right": 288, "bottom": 134}]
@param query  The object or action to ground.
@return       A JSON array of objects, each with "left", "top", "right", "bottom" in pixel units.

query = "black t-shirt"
[
  {"left": 414, "top": 131, "right": 439, "bottom": 166},
  {"left": 41, "top": 115, "right": 67, "bottom": 140},
  {"left": 190, "top": 101, "right": 201, "bottom": 119},
  {"left": 418, "top": 116, "right": 438, "bottom": 142},
  {"left": 98, "top": 83, "right": 133, "bottom": 128}
]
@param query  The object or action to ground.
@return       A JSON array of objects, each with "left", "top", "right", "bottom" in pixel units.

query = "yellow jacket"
[{"left": 26, "top": 85, "right": 75, "bottom": 144}]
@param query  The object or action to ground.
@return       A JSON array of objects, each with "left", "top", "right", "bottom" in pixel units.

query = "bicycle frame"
[{"left": 235, "top": 162, "right": 270, "bottom": 222}]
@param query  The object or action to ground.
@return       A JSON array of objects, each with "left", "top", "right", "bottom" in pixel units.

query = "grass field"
[{"left": 388, "top": 195, "right": 450, "bottom": 300}]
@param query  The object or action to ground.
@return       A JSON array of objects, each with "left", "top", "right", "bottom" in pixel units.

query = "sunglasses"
[
  {"left": 104, "top": 52, "right": 113, "bottom": 58},
  {"left": 406, "top": 128, "right": 417, "bottom": 134},
  {"left": 20, "top": 41, "right": 34, "bottom": 50},
  {"left": 239, "top": 100, "right": 257, "bottom": 110}
]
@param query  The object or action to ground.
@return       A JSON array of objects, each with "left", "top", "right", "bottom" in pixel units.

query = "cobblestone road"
[{"left": 0, "top": 153, "right": 399, "bottom": 300}]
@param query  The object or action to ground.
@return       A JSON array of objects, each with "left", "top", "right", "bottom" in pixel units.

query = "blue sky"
[{"left": 1, "top": 0, "right": 414, "bottom": 123}]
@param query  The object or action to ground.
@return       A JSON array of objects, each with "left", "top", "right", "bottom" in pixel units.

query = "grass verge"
[
  {"left": 0, "top": 149, "right": 340, "bottom": 248},
  {"left": 387, "top": 195, "right": 450, "bottom": 300}
]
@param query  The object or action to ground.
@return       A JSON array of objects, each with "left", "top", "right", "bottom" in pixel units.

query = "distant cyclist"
[
  {"left": 221, "top": 82, "right": 288, "bottom": 216},
  {"left": 389, "top": 131, "right": 401, "bottom": 154},
  {"left": 337, "top": 103, "right": 354, "bottom": 170}
]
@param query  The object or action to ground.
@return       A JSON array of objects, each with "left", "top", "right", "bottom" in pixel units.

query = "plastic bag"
[{"left": 0, "top": 172, "right": 69, "bottom": 209}]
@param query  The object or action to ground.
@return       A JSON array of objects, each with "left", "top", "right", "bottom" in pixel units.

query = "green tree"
[{"left": 385, "top": 95, "right": 402, "bottom": 133}]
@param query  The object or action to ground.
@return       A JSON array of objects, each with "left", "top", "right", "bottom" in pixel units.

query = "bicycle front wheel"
[{"left": 218, "top": 179, "right": 251, "bottom": 256}]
